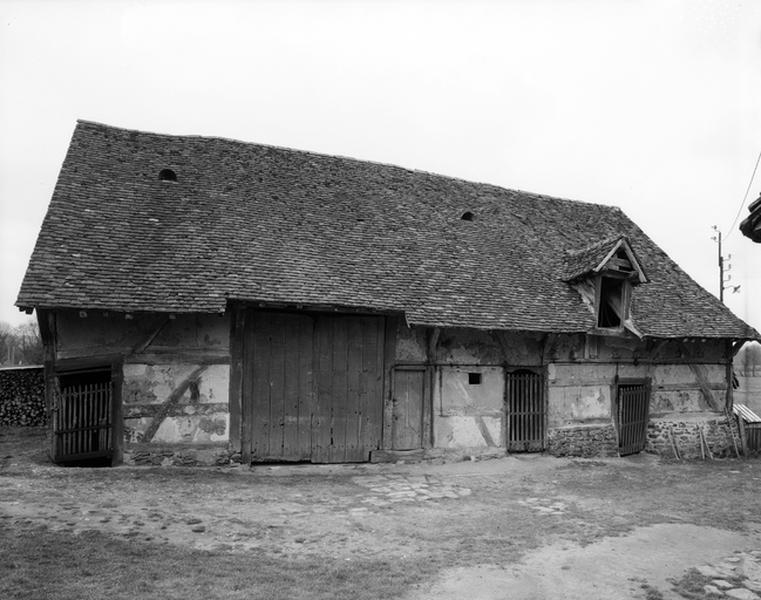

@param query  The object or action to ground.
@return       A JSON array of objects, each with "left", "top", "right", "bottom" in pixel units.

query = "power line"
[{"left": 726, "top": 148, "right": 761, "bottom": 240}]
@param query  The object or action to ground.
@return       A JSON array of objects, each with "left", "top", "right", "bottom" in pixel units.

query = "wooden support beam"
[
  {"left": 680, "top": 341, "right": 722, "bottom": 411},
  {"left": 141, "top": 366, "right": 208, "bottom": 443},
  {"left": 541, "top": 333, "right": 558, "bottom": 364},
  {"left": 128, "top": 316, "right": 171, "bottom": 357},
  {"left": 426, "top": 327, "right": 440, "bottom": 364},
  {"left": 424, "top": 326, "right": 440, "bottom": 450},
  {"left": 648, "top": 339, "right": 670, "bottom": 362}
]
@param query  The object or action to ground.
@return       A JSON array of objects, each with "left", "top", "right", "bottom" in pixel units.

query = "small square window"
[{"left": 468, "top": 372, "right": 482, "bottom": 385}]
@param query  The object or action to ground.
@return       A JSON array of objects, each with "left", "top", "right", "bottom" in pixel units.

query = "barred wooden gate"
[
  {"left": 617, "top": 381, "right": 650, "bottom": 456},
  {"left": 53, "top": 369, "right": 114, "bottom": 464},
  {"left": 506, "top": 369, "right": 545, "bottom": 452}
]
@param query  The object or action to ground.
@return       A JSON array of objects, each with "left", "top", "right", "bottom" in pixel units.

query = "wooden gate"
[
  {"left": 53, "top": 368, "right": 114, "bottom": 464},
  {"left": 243, "top": 311, "right": 385, "bottom": 463},
  {"left": 506, "top": 369, "right": 545, "bottom": 452},
  {"left": 617, "top": 381, "right": 650, "bottom": 456}
]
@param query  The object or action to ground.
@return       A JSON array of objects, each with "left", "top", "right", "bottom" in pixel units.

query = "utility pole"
[{"left": 711, "top": 225, "right": 740, "bottom": 303}]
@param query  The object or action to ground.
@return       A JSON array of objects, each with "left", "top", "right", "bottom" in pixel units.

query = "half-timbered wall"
[
  {"left": 44, "top": 307, "right": 737, "bottom": 464},
  {"left": 49, "top": 309, "right": 230, "bottom": 464},
  {"left": 390, "top": 321, "right": 734, "bottom": 457}
]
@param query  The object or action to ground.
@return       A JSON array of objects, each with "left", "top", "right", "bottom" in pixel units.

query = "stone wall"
[
  {"left": 646, "top": 416, "right": 736, "bottom": 459},
  {"left": 546, "top": 424, "right": 618, "bottom": 457},
  {"left": 0, "top": 367, "right": 45, "bottom": 426},
  {"left": 123, "top": 443, "right": 235, "bottom": 467}
]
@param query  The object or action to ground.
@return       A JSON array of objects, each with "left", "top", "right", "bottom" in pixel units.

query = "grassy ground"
[{"left": 2, "top": 426, "right": 760, "bottom": 599}]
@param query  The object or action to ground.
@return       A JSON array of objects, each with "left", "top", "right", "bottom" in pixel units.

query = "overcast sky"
[{"left": 1, "top": 0, "right": 760, "bottom": 332}]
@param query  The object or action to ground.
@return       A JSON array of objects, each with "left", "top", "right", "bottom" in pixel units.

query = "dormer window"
[{"left": 563, "top": 235, "right": 646, "bottom": 336}]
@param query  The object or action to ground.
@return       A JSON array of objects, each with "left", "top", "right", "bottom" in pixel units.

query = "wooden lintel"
[{"left": 123, "top": 352, "right": 230, "bottom": 366}]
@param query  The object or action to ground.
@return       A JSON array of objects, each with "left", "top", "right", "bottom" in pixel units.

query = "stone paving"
[
  {"left": 694, "top": 550, "right": 761, "bottom": 599},
  {"left": 516, "top": 496, "right": 568, "bottom": 516},
  {"left": 351, "top": 473, "right": 472, "bottom": 507}
]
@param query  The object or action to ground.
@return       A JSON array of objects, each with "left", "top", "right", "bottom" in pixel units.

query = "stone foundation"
[
  {"left": 646, "top": 416, "right": 736, "bottom": 459},
  {"left": 123, "top": 443, "right": 233, "bottom": 466},
  {"left": 547, "top": 424, "right": 618, "bottom": 457}
]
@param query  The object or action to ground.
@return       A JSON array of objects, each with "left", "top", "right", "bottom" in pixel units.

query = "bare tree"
[{"left": 0, "top": 320, "right": 43, "bottom": 366}]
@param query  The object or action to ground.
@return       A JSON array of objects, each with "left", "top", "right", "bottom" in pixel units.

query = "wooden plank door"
[
  {"left": 506, "top": 369, "right": 545, "bottom": 452},
  {"left": 244, "top": 312, "right": 384, "bottom": 463},
  {"left": 246, "top": 312, "right": 314, "bottom": 461},
  {"left": 53, "top": 368, "right": 113, "bottom": 464},
  {"left": 617, "top": 382, "right": 650, "bottom": 456},
  {"left": 391, "top": 368, "right": 425, "bottom": 450},
  {"left": 312, "top": 316, "right": 385, "bottom": 462}
]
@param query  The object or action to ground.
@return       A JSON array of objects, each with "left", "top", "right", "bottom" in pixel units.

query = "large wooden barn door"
[
  {"left": 52, "top": 367, "right": 114, "bottom": 464},
  {"left": 616, "top": 381, "right": 650, "bottom": 456},
  {"left": 506, "top": 369, "right": 545, "bottom": 452},
  {"left": 244, "top": 312, "right": 384, "bottom": 463}
]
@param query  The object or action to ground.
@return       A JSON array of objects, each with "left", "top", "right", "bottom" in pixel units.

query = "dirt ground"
[{"left": 2, "top": 427, "right": 761, "bottom": 599}]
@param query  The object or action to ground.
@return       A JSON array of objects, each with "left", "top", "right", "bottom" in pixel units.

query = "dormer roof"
[{"left": 562, "top": 236, "right": 647, "bottom": 284}]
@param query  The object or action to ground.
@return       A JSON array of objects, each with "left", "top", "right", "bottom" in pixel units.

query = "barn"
[{"left": 16, "top": 120, "right": 759, "bottom": 466}]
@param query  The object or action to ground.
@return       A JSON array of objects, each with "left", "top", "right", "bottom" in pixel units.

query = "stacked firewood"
[{"left": 0, "top": 368, "right": 46, "bottom": 426}]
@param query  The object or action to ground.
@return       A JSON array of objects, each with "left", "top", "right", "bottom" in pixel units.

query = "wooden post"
[
  {"left": 738, "top": 416, "right": 749, "bottom": 458},
  {"left": 725, "top": 407, "right": 741, "bottom": 458},
  {"left": 668, "top": 427, "right": 681, "bottom": 461}
]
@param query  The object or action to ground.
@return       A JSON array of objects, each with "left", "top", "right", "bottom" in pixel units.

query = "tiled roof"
[{"left": 16, "top": 120, "right": 759, "bottom": 339}]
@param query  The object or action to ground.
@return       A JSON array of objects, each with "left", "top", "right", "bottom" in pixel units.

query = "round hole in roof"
[
  {"left": 461, "top": 211, "right": 475, "bottom": 221},
  {"left": 158, "top": 168, "right": 177, "bottom": 182}
]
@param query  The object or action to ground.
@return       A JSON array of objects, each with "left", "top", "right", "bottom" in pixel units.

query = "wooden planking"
[
  {"left": 330, "top": 317, "right": 349, "bottom": 463},
  {"left": 248, "top": 312, "right": 314, "bottom": 461},
  {"left": 391, "top": 368, "right": 425, "bottom": 450},
  {"left": 312, "top": 315, "right": 331, "bottom": 462},
  {"left": 228, "top": 308, "right": 245, "bottom": 453},
  {"left": 346, "top": 317, "right": 362, "bottom": 461},
  {"left": 242, "top": 311, "right": 385, "bottom": 463},
  {"left": 369, "top": 317, "right": 386, "bottom": 453}
]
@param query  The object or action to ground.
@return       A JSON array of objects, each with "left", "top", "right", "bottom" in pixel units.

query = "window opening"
[
  {"left": 158, "top": 168, "right": 177, "bottom": 182},
  {"left": 468, "top": 372, "right": 482, "bottom": 385},
  {"left": 598, "top": 277, "right": 624, "bottom": 328},
  {"left": 461, "top": 211, "right": 474, "bottom": 221}
]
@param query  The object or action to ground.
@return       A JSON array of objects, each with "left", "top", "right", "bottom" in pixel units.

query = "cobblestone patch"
[
  {"left": 676, "top": 551, "right": 761, "bottom": 599},
  {"left": 352, "top": 474, "right": 472, "bottom": 506},
  {"left": 516, "top": 496, "right": 567, "bottom": 516}
]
